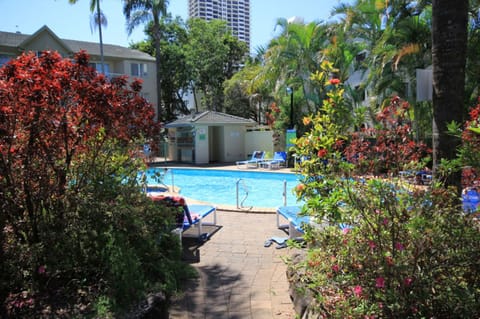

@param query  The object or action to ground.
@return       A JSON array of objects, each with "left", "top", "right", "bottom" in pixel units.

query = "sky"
[{"left": 0, "top": 0, "right": 351, "bottom": 53}]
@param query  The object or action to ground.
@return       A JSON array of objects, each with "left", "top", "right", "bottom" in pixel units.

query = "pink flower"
[
  {"left": 368, "top": 240, "right": 376, "bottom": 250},
  {"left": 404, "top": 277, "right": 413, "bottom": 286},
  {"left": 395, "top": 242, "right": 405, "bottom": 251},
  {"left": 353, "top": 285, "right": 363, "bottom": 297},
  {"left": 342, "top": 227, "right": 350, "bottom": 235},
  {"left": 331, "top": 264, "right": 340, "bottom": 273},
  {"left": 376, "top": 277, "right": 385, "bottom": 288},
  {"left": 38, "top": 265, "right": 46, "bottom": 274}
]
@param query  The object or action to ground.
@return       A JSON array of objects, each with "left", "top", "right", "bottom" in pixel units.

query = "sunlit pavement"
[
  {"left": 149, "top": 161, "right": 298, "bottom": 318},
  {"left": 169, "top": 210, "right": 296, "bottom": 319}
]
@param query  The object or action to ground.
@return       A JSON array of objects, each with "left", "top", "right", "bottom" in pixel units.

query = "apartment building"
[
  {"left": 188, "top": 0, "right": 250, "bottom": 49},
  {"left": 0, "top": 25, "right": 158, "bottom": 117}
]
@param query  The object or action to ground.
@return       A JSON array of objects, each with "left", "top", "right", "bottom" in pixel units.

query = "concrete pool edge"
[
  {"left": 182, "top": 195, "right": 280, "bottom": 214},
  {"left": 147, "top": 162, "right": 296, "bottom": 175},
  {"left": 215, "top": 204, "right": 278, "bottom": 214}
]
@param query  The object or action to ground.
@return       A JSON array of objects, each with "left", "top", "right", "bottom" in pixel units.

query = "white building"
[
  {"left": 188, "top": 0, "right": 250, "bottom": 49},
  {"left": 165, "top": 111, "right": 273, "bottom": 164},
  {"left": 0, "top": 25, "right": 158, "bottom": 118}
]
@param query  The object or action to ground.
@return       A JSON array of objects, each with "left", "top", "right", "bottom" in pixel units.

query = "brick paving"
[{"left": 169, "top": 209, "right": 296, "bottom": 319}]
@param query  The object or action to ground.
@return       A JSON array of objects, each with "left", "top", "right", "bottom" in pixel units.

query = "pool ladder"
[
  {"left": 236, "top": 178, "right": 250, "bottom": 209},
  {"left": 236, "top": 179, "right": 288, "bottom": 209}
]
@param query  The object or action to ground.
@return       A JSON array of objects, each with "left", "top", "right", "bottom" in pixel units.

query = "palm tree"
[
  {"left": 69, "top": 0, "right": 107, "bottom": 74},
  {"left": 263, "top": 19, "right": 329, "bottom": 116},
  {"left": 334, "top": 1, "right": 435, "bottom": 138},
  {"left": 432, "top": 0, "right": 468, "bottom": 190},
  {"left": 123, "top": 0, "right": 169, "bottom": 122}
]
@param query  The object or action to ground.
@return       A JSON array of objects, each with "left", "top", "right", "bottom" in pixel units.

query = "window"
[
  {"left": 0, "top": 54, "right": 13, "bottom": 67},
  {"left": 131, "top": 63, "right": 148, "bottom": 77},
  {"left": 89, "top": 62, "right": 110, "bottom": 75}
]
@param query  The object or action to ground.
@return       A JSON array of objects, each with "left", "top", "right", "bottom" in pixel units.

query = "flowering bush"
[
  {"left": 293, "top": 178, "right": 480, "bottom": 318},
  {"left": 289, "top": 66, "right": 480, "bottom": 318},
  {"left": 0, "top": 51, "right": 190, "bottom": 317},
  {"left": 344, "top": 96, "right": 430, "bottom": 176},
  {"left": 294, "top": 61, "right": 351, "bottom": 179},
  {"left": 457, "top": 98, "right": 480, "bottom": 188}
]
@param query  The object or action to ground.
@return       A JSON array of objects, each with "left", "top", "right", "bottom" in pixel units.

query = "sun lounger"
[
  {"left": 236, "top": 150, "right": 265, "bottom": 168},
  {"left": 399, "top": 169, "right": 432, "bottom": 185},
  {"left": 148, "top": 194, "right": 217, "bottom": 241},
  {"left": 276, "top": 205, "right": 336, "bottom": 240},
  {"left": 276, "top": 206, "right": 310, "bottom": 239},
  {"left": 260, "top": 151, "right": 287, "bottom": 169},
  {"left": 462, "top": 187, "right": 480, "bottom": 214}
]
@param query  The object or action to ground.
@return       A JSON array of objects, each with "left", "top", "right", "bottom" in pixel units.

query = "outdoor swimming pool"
[{"left": 142, "top": 167, "right": 301, "bottom": 208}]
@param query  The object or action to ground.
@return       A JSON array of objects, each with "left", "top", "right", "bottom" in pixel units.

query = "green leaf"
[{"left": 468, "top": 126, "right": 480, "bottom": 135}]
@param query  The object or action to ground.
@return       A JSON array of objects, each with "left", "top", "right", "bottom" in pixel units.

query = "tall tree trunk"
[
  {"left": 192, "top": 85, "right": 199, "bottom": 113},
  {"left": 96, "top": 1, "right": 105, "bottom": 74},
  {"left": 153, "top": 20, "right": 163, "bottom": 122},
  {"left": 431, "top": 0, "right": 468, "bottom": 192}
]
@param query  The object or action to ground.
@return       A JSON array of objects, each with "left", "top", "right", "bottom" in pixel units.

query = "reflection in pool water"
[{"left": 142, "top": 168, "right": 301, "bottom": 208}]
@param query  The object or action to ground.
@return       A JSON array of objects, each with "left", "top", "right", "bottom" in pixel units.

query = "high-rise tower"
[{"left": 188, "top": 0, "right": 250, "bottom": 49}]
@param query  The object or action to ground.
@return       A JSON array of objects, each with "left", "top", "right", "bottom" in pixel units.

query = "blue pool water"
[{"left": 142, "top": 168, "right": 301, "bottom": 208}]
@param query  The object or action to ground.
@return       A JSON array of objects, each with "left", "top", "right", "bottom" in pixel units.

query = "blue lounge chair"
[
  {"left": 260, "top": 151, "right": 287, "bottom": 169},
  {"left": 276, "top": 206, "right": 342, "bottom": 239},
  {"left": 148, "top": 194, "right": 217, "bottom": 241},
  {"left": 462, "top": 187, "right": 480, "bottom": 214},
  {"left": 276, "top": 206, "right": 311, "bottom": 239},
  {"left": 236, "top": 150, "right": 265, "bottom": 168},
  {"left": 399, "top": 169, "right": 432, "bottom": 185}
]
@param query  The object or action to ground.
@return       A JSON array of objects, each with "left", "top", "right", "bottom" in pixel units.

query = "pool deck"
[{"left": 152, "top": 161, "right": 298, "bottom": 318}]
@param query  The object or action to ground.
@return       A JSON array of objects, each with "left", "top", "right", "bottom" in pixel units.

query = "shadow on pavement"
[
  {"left": 181, "top": 224, "right": 222, "bottom": 263},
  {"left": 171, "top": 263, "right": 245, "bottom": 318}
]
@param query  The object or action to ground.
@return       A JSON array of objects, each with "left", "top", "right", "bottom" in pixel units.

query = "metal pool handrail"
[
  {"left": 236, "top": 178, "right": 250, "bottom": 209},
  {"left": 165, "top": 168, "right": 174, "bottom": 192},
  {"left": 236, "top": 178, "right": 289, "bottom": 209}
]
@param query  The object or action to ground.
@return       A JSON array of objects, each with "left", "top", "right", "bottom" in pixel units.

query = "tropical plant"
[
  {"left": 223, "top": 60, "right": 274, "bottom": 123},
  {"left": 293, "top": 62, "right": 351, "bottom": 176},
  {"left": 455, "top": 98, "right": 480, "bottom": 187},
  {"left": 69, "top": 0, "right": 107, "bottom": 74},
  {"left": 291, "top": 178, "right": 480, "bottom": 318},
  {"left": 123, "top": 0, "right": 169, "bottom": 121},
  {"left": 263, "top": 19, "right": 329, "bottom": 115},
  {"left": 130, "top": 15, "right": 191, "bottom": 121},
  {"left": 289, "top": 66, "right": 480, "bottom": 319},
  {"left": 183, "top": 18, "right": 248, "bottom": 112},
  {"left": 344, "top": 96, "right": 431, "bottom": 176}
]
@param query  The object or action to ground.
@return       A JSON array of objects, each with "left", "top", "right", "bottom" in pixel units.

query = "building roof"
[
  {"left": 165, "top": 111, "right": 257, "bottom": 128},
  {"left": 0, "top": 25, "right": 155, "bottom": 61}
]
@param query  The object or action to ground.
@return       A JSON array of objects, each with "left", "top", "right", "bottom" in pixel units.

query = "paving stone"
[{"left": 170, "top": 208, "right": 296, "bottom": 318}]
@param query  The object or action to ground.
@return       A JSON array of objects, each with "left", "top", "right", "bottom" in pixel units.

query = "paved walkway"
[{"left": 169, "top": 209, "right": 296, "bottom": 319}]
